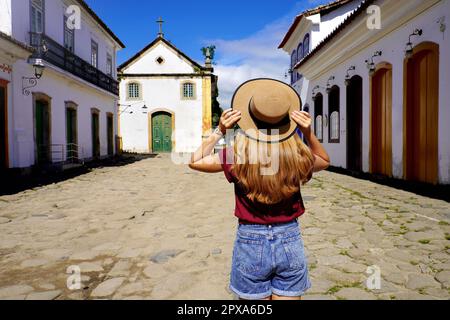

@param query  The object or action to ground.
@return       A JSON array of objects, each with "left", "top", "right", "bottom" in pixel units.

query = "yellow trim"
[{"left": 202, "top": 77, "right": 212, "bottom": 136}]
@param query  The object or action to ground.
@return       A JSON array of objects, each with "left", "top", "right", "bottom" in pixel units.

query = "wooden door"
[
  {"left": 152, "top": 112, "right": 172, "bottom": 153},
  {"left": 35, "top": 100, "right": 51, "bottom": 164},
  {"left": 107, "top": 114, "right": 114, "bottom": 156},
  {"left": 404, "top": 42, "right": 439, "bottom": 184},
  {"left": 347, "top": 76, "right": 363, "bottom": 171},
  {"left": 371, "top": 63, "right": 392, "bottom": 177},
  {"left": 66, "top": 108, "right": 77, "bottom": 160},
  {"left": 91, "top": 112, "right": 100, "bottom": 158},
  {"left": 0, "top": 81, "right": 7, "bottom": 169}
]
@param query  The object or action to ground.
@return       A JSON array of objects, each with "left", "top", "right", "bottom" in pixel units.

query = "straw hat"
[{"left": 231, "top": 78, "right": 301, "bottom": 143}]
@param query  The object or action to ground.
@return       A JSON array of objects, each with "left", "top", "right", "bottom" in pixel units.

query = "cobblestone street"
[{"left": 0, "top": 155, "right": 449, "bottom": 300}]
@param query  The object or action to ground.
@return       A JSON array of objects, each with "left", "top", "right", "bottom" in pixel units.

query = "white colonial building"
[
  {"left": 280, "top": 0, "right": 450, "bottom": 185},
  {"left": 0, "top": 0, "right": 124, "bottom": 172},
  {"left": 117, "top": 32, "right": 218, "bottom": 154}
]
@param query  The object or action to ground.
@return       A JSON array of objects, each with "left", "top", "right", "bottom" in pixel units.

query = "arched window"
[
  {"left": 328, "top": 85, "right": 340, "bottom": 143},
  {"left": 303, "top": 33, "right": 310, "bottom": 57},
  {"left": 181, "top": 81, "right": 196, "bottom": 100},
  {"left": 314, "top": 93, "right": 323, "bottom": 142},
  {"left": 291, "top": 50, "right": 297, "bottom": 83},
  {"left": 127, "top": 82, "right": 141, "bottom": 100},
  {"left": 297, "top": 43, "right": 303, "bottom": 62}
]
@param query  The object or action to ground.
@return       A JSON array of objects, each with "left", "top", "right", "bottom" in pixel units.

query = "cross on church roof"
[{"left": 157, "top": 17, "right": 164, "bottom": 38}]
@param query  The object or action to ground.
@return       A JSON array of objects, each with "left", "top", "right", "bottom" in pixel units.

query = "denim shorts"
[{"left": 230, "top": 220, "right": 311, "bottom": 300}]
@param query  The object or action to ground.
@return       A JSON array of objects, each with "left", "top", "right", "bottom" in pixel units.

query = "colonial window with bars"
[
  {"left": 181, "top": 82, "right": 196, "bottom": 99},
  {"left": 30, "top": 0, "right": 45, "bottom": 34},
  {"left": 291, "top": 50, "right": 297, "bottom": 84},
  {"left": 106, "top": 53, "right": 113, "bottom": 76},
  {"left": 303, "top": 33, "right": 310, "bottom": 57},
  {"left": 91, "top": 40, "right": 98, "bottom": 68},
  {"left": 127, "top": 82, "right": 141, "bottom": 100},
  {"left": 64, "top": 15, "right": 75, "bottom": 53}
]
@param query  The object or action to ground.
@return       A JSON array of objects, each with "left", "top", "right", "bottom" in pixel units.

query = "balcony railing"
[{"left": 30, "top": 32, "right": 119, "bottom": 96}]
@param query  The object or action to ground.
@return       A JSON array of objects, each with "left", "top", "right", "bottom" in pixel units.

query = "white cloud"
[{"left": 206, "top": 19, "right": 291, "bottom": 109}]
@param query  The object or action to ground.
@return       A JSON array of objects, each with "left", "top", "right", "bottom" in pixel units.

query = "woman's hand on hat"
[
  {"left": 291, "top": 111, "right": 312, "bottom": 135},
  {"left": 219, "top": 109, "right": 242, "bottom": 135}
]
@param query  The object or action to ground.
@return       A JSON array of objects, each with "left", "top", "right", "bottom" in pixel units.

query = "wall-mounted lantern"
[
  {"left": 326, "top": 76, "right": 335, "bottom": 94},
  {"left": 22, "top": 39, "right": 47, "bottom": 96},
  {"left": 365, "top": 51, "right": 382, "bottom": 76},
  {"left": 344, "top": 66, "right": 356, "bottom": 86},
  {"left": 284, "top": 68, "right": 293, "bottom": 79},
  {"left": 405, "top": 29, "right": 423, "bottom": 59},
  {"left": 312, "top": 85, "right": 324, "bottom": 100},
  {"left": 119, "top": 102, "right": 148, "bottom": 115}
]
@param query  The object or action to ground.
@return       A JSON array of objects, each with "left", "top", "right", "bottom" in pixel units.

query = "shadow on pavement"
[
  {"left": 328, "top": 166, "right": 450, "bottom": 203},
  {"left": 0, "top": 153, "right": 158, "bottom": 196}
]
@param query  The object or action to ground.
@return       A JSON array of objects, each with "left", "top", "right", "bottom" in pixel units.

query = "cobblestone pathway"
[{"left": 0, "top": 155, "right": 449, "bottom": 300}]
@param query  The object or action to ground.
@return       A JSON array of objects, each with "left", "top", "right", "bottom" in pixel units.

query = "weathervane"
[{"left": 157, "top": 17, "right": 164, "bottom": 38}]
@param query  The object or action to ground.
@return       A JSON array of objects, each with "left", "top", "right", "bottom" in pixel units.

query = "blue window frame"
[
  {"left": 291, "top": 50, "right": 297, "bottom": 83},
  {"left": 303, "top": 33, "right": 310, "bottom": 57}
]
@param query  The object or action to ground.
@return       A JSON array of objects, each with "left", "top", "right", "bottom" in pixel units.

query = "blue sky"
[{"left": 86, "top": 0, "right": 330, "bottom": 107}]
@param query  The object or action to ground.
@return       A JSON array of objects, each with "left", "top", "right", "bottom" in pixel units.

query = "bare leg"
[{"left": 240, "top": 296, "right": 272, "bottom": 301}]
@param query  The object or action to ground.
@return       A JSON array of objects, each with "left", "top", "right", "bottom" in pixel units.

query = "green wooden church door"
[{"left": 152, "top": 112, "right": 172, "bottom": 153}]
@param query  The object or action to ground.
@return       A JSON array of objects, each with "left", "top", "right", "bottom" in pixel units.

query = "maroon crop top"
[{"left": 219, "top": 148, "right": 307, "bottom": 225}]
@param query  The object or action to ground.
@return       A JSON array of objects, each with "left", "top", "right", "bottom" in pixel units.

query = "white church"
[
  {"left": 280, "top": 0, "right": 450, "bottom": 185},
  {"left": 117, "top": 22, "right": 218, "bottom": 154}
]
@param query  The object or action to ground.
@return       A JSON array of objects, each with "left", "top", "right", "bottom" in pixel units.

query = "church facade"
[
  {"left": 280, "top": 0, "right": 450, "bottom": 185},
  {"left": 118, "top": 33, "right": 218, "bottom": 154}
]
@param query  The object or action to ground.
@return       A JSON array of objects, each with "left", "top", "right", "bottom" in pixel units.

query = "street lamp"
[
  {"left": 22, "top": 39, "right": 47, "bottom": 95},
  {"left": 405, "top": 29, "right": 423, "bottom": 59},
  {"left": 345, "top": 66, "right": 356, "bottom": 86},
  {"left": 326, "top": 76, "right": 335, "bottom": 94},
  {"left": 118, "top": 101, "right": 148, "bottom": 115},
  {"left": 365, "top": 51, "right": 382, "bottom": 76}
]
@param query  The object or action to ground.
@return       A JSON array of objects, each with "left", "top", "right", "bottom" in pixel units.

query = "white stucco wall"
[
  {"left": 1, "top": 0, "right": 122, "bottom": 169},
  {"left": 0, "top": 0, "right": 12, "bottom": 35},
  {"left": 119, "top": 77, "right": 204, "bottom": 154},
  {"left": 311, "top": 0, "right": 363, "bottom": 48},
  {"left": 9, "top": 0, "right": 119, "bottom": 77},
  {"left": 123, "top": 42, "right": 196, "bottom": 74},
  {"left": 8, "top": 60, "right": 117, "bottom": 168},
  {"left": 286, "top": 1, "right": 362, "bottom": 89},
  {"left": 297, "top": 0, "right": 450, "bottom": 184}
]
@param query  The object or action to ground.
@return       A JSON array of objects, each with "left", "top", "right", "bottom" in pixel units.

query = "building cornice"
[
  {"left": 119, "top": 73, "right": 215, "bottom": 79},
  {"left": 0, "top": 32, "right": 34, "bottom": 62},
  {"left": 297, "top": 0, "right": 441, "bottom": 80}
]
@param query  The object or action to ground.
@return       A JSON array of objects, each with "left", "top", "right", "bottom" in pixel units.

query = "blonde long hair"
[{"left": 232, "top": 133, "right": 315, "bottom": 205}]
